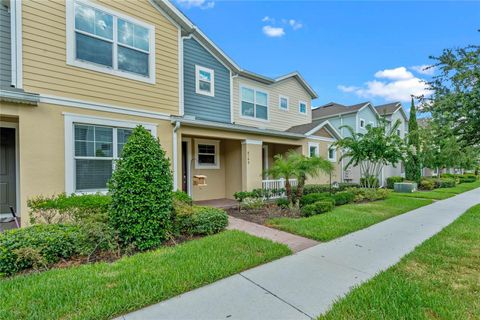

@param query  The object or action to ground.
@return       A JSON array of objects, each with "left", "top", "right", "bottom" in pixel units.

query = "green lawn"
[
  {"left": 319, "top": 204, "right": 480, "bottom": 319},
  {"left": 268, "top": 195, "right": 433, "bottom": 241},
  {"left": 393, "top": 180, "right": 480, "bottom": 200},
  {"left": 0, "top": 230, "right": 290, "bottom": 320}
]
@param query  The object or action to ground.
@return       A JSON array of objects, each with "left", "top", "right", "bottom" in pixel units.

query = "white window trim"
[
  {"left": 194, "top": 139, "right": 220, "bottom": 169},
  {"left": 239, "top": 85, "right": 270, "bottom": 122},
  {"left": 328, "top": 144, "right": 337, "bottom": 162},
  {"left": 66, "top": 0, "right": 156, "bottom": 84},
  {"left": 64, "top": 113, "right": 157, "bottom": 195},
  {"left": 195, "top": 65, "right": 215, "bottom": 97},
  {"left": 369, "top": 121, "right": 375, "bottom": 127},
  {"left": 308, "top": 142, "right": 319, "bottom": 157},
  {"left": 359, "top": 118, "right": 366, "bottom": 129},
  {"left": 299, "top": 100, "right": 308, "bottom": 115},
  {"left": 279, "top": 95, "right": 289, "bottom": 111}
]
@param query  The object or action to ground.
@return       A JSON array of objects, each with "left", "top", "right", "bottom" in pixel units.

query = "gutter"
[
  {"left": 172, "top": 121, "right": 181, "bottom": 191},
  {"left": 0, "top": 89, "right": 39, "bottom": 105},
  {"left": 171, "top": 116, "right": 306, "bottom": 140}
]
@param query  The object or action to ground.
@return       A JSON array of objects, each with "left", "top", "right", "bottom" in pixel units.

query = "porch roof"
[{"left": 171, "top": 116, "right": 306, "bottom": 140}]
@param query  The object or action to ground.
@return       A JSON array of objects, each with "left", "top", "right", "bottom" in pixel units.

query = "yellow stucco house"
[{"left": 0, "top": 0, "right": 342, "bottom": 225}]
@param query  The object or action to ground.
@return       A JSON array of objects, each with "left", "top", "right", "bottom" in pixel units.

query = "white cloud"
[
  {"left": 262, "top": 25, "right": 285, "bottom": 38},
  {"left": 262, "top": 16, "right": 275, "bottom": 23},
  {"left": 337, "top": 85, "right": 360, "bottom": 93},
  {"left": 338, "top": 67, "right": 431, "bottom": 102},
  {"left": 410, "top": 65, "right": 436, "bottom": 76},
  {"left": 288, "top": 19, "right": 303, "bottom": 30},
  {"left": 176, "top": 0, "right": 214, "bottom": 9},
  {"left": 374, "top": 67, "right": 414, "bottom": 80}
]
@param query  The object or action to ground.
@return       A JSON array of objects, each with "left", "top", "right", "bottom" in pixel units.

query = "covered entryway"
[{"left": 0, "top": 126, "right": 17, "bottom": 216}]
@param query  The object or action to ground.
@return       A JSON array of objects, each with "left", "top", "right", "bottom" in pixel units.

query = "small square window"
[
  {"left": 279, "top": 96, "right": 289, "bottom": 110},
  {"left": 195, "top": 65, "right": 214, "bottom": 97},
  {"left": 195, "top": 139, "right": 220, "bottom": 169},
  {"left": 299, "top": 101, "right": 307, "bottom": 114}
]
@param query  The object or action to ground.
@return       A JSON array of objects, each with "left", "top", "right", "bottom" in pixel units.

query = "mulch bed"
[{"left": 227, "top": 203, "right": 301, "bottom": 225}]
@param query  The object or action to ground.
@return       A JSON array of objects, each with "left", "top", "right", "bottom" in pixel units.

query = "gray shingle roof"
[
  {"left": 375, "top": 102, "right": 401, "bottom": 116},
  {"left": 286, "top": 120, "right": 326, "bottom": 134},
  {"left": 312, "top": 101, "right": 369, "bottom": 119}
]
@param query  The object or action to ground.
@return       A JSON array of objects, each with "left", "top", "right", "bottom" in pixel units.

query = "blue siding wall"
[
  {"left": 0, "top": 4, "right": 11, "bottom": 88},
  {"left": 325, "top": 114, "right": 357, "bottom": 138},
  {"left": 357, "top": 106, "right": 378, "bottom": 134},
  {"left": 183, "top": 38, "right": 231, "bottom": 123}
]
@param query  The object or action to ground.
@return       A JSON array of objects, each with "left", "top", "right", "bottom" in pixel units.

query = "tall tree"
[
  {"left": 405, "top": 97, "right": 421, "bottom": 182},
  {"left": 424, "top": 40, "right": 480, "bottom": 144}
]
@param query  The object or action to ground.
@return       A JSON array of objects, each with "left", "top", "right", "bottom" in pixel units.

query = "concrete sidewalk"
[{"left": 119, "top": 188, "right": 480, "bottom": 320}]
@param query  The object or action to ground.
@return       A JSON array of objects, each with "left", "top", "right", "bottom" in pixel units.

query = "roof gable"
[{"left": 312, "top": 101, "right": 370, "bottom": 120}]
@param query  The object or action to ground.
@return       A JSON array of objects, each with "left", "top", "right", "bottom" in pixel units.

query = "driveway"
[{"left": 119, "top": 187, "right": 480, "bottom": 320}]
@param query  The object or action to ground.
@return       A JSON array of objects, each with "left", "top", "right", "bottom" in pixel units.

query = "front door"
[{"left": 0, "top": 127, "right": 16, "bottom": 214}]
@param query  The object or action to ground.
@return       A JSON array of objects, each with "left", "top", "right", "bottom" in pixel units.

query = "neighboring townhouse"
[
  {"left": 311, "top": 101, "right": 408, "bottom": 186},
  {"left": 375, "top": 102, "right": 409, "bottom": 180},
  {"left": 312, "top": 101, "right": 379, "bottom": 184},
  {"left": 0, "top": 0, "right": 341, "bottom": 224}
]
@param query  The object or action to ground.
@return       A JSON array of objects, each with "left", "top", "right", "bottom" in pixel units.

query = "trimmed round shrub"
[
  {"left": 419, "top": 179, "right": 435, "bottom": 190},
  {"left": 108, "top": 126, "right": 173, "bottom": 251},
  {"left": 276, "top": 198, "right": 290, "bottom": 209},
  {"left": 176, "top": 206, "right": 228, "bottom": 235},
  {"left": 0, "top": 224, "right": 87, "bottom": 276},
  {"left": 332, "top": 191, "right": 355, "bottom": 206},
  {"left": 300, "top": 204, "right": 317, "bottom": 217},
  {"left": 301, "top": 200, "right": 334, "bottom": 217},
  {"left": 386, "top": 176, "right": 404, "bottom": 189},
  {"left": 435, "top": 178, "right": 456, "bottom": 188},
  {"left": 300, "top": 192, "right": 331, "bottom": 207},
  {"left": 314, "top": 200, "right": 335, "bottom": 214}
]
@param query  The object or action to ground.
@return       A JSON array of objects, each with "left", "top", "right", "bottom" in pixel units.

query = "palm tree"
[
  {"left": 266, "top": 153, "right": 296, "bottom": 204},
  {"left": 266, "top": 150, "right": 334, "bottom": 206}
]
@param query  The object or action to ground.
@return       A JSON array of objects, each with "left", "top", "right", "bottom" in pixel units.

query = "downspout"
[{"left": 173, "top": 121, "right": 181, "bottom": 191}]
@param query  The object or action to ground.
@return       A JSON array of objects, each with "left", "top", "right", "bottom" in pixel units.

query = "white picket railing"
[{"left": 262, "top": 178, "right": 298, "bottom": 199}]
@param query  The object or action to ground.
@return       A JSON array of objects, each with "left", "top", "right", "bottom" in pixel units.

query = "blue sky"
[{"left": 174, "top": 0, "right": 479, "bottom": 109}]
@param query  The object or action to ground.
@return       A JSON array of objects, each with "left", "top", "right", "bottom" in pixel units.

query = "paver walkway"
[
  {"left": 227, "top": 216, "right": 319, "bottom": 253},
  {"left": 119, "top": 187, "right": 480, "bottom": 320}
]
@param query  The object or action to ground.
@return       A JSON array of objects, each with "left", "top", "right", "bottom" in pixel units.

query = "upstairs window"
[
  {"left": 299, "top": 101, "right": 307, "bottom": 114},
  {"left": 195, "top": 65, "right": 215, "bottom": 96},
  {"left": 359, "top": 118, "right": 365, "bottom": 129},
  {"left": 241, "top": 87, "right": 268, "bottom": 121},
  {"left": 67, "top": 0, "right": 155, "bottom": 83},
  {"left": 279, "top": 96, "right": 289, "bottom": 110}
]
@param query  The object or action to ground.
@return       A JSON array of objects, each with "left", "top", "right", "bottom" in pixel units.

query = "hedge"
[
  {"left": 332, "top": 191, "right": 355, "bottom": 205},
  {"left": 0, "top": 224, "right": 89, "bottom": 277},
  {"left": 300, "top": 193, "right": 332, "bottom": 207},
  {"left": 386, "top": 176, "right": 404, "bottom": 189},
  {"left": 301, "top": 201, "right": 334, "bottom": 217},
  {"left": 175, "top": 206, "right": 228, "bottom": 236}
]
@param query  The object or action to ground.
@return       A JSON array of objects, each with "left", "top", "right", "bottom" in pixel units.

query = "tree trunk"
[
  {"left": 285, "top": 179, "right": 292, "bottom": 204},
  {"left": 295, "top": 175, "right": 306, "bottom": 207}
]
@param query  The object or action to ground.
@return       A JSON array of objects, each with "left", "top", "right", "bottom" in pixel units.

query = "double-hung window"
[
  {"left": 195, "top": 65, "right": 214, "bottom": 96},
  {"left": 241, "top": 87, "right": 268, "bottom": 120},
  {"left": 68, "top": 0, "right": 155, "bottom": 83},
  {"left": 299, "top": 101, "right": 307, "bottom": 114},
  {"left": 195, "top": 139, "right": 220, "bottom": 169},
  {"left": 74, "top": 124, "right": 133, "bottom": 191}
]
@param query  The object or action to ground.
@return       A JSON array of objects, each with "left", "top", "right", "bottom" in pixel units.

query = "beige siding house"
[{"left": 1, "top": 0, "right": 342, "bottom": 226}]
